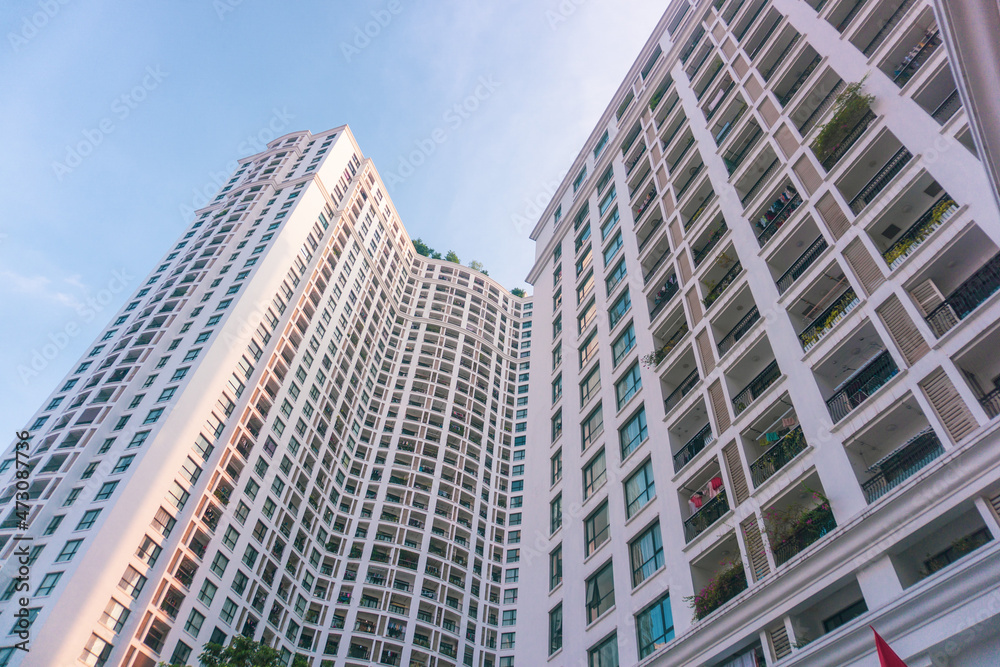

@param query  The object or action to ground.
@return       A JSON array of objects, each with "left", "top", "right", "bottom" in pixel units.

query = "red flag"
[{"left": 871, "top": 627, "right": 908, "bottom": 667}]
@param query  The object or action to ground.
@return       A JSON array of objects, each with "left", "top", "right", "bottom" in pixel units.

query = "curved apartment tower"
[{"left": 0, "top": 126, "right": 530, "bottom": 667}]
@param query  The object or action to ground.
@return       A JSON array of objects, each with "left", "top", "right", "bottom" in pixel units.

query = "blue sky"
[{"left": 0, "top": 0, "right": 666, "bottom": 432}]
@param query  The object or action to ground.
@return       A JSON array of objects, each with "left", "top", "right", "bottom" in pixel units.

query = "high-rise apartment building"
[
  {"left": 517, "top": 0, "right": 1000, "bottom": 666},
  {"left": 0, "top": 126, "right": 533, "bottom": 667}
]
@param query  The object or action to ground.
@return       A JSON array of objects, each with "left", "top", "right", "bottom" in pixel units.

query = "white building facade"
[
  {"left": 517, "top": 0, "right": 1000, "bottom": 666},
  {"left": 0, "top": 127, "right": 531, "bottom": 667}
]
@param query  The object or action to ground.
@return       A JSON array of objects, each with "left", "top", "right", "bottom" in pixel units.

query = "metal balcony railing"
[
  {"left": 692, "top": 221, "right": 728, "bottom": 266},
  {"left": 684, "top": 489, "right": 729, "bottom": 541},
  {"left": 778, "top": 54, "right": 822, "bottom": 107},
  {"left": 664, "top": 369, "right": 700, "bottom": 414},
  {"left": 736, "top": 1, "right": 768, "bottom": 42},
  {"left": 625, "top": 143, "right": 648, "bottom": 175},
  {"left": 723, "top": 124, "right": 763, "bottom": 175},
  {"left": 668, "top": 136, "right": 695, "bottom": 172},
  {"left": 761, "top": 34, "right": 800, "bottom": 80},
  {"left": 848, "top": 147, "right": 913, "bottom": 214},
  {"left": 820, "top": 109, "right": 877, "bottom": 171},
  {"left": 826, "top": 350, "right": 899, "bottom": 422},
  {"left": 705, "top": 83, "right": 734, "bottom": 121},
  {"left": 755, "top": 192, "right": 803, "bottom": 247},
  {"left": 703, "top": 261, "right": 743, "bottom": 309},
  {"left": 749, "top": 426, "right": 807, "bottom": 486},
  {"left": 798, "top": 288, "right": 860, "bottom": 351},
  {"left": 861, "top": 428, "right": 944, "bottom": 502},
  {"left": 697, "top": 60, "right": 725, "bottom": 100},
  {"left": 740, "top": 158, "right": 780, "bottom": 208},
  {"left": 981, "top": 387, "right": 1000, "bottom": 419},
  {"left": 685, "top": 191, "right": 716, "bottom": 231},
  {"left": 862, "top": 0, "right": 917, "bottom": 55},
  {"left": 797, "top": 79, "right": 845, "bottom": 135},
  {"left": 882, "top": 195, "right": 956, "bottom": 270},
  {"left": 647, "top": 323, "right": 689, "bottom": 368},
  {"left": 732, "top": 360, "right": 781, "bottom": 416},
  {"left": 673, "top": 423, "right": 714, "bottom": 472},
  {"left": 649, "top": 278, "right": 680, "bottom": 320},
  {"left": 675, "top": 164, "right": 705, "bottom": 202},
  {"left": 748, "top": 16, "right": 783, "bottom": 60},
  {"left": 642, "top": 247, "right": 673, "bottom": 285},
  {"left": 680, "top": 26, "right": 707, "bottom": 63},
  {"left": 717, "top": 306, "right": 761, "bottom": 356},
  {"left": 892, "top": 30, "right": 941, "bottom": 86},
  {"left": 715, "top": 104, "right": 748, "bottom": 146},
  {"left": 835, "top": 0, "right": 867, "bottom": 32},
  {"left": 656, "top": 96, "right": 680, "bottom": 129},
  {"left": 931, "top": 90, "right": 962, "bottom": 124},
  {"left": 776, "top": 235, "right": 828, "bottom": 293},
  {"left": 924, "top": 253, "right": 1000, "bottom": 337},
  {"left": 772, "top": 505, "right": 836, "bottom": 565}
]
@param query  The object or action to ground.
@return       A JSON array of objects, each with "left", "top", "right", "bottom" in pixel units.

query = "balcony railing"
[
  {"left": 703, "top": 261, "right": 743, "bottom": 309},
  {"left": 668, "top": 137, "right": 696, "bottom": 172},
  {"left": 723, "top": 124, "right": 763, "bottom": 175},
  {"left": 625, "top": 143, "right": 648, "bottom": 175},
  {"left": 747, "top": 16, "right": 783, "bottom": 60},
  {"left": 848, "top": 147, "right": 913, "bottom": 214},
  {"left": 732, "top": 360, "right": 781, "bottom": 416},
  {"left": 633, "top": 186, "right": 658, "bottom": 221},
  {"left": 892, "top": 30, "right": 941, "bottom": 86},
  {"left": 924, "top": 253, "right": 1000, "bottom": 337},
  {"left": 656, "top": 96, "right": 680, "bottom": 130},
  {"left": 776, "top": 235, "right": 828, "bottom": 294},
  {"left": 820, "top": 109, "right": 877, "bottom": 171},
  {"left": 675, "top": 164, "right": 705, "bottom": 202},
  {"left": 715, "top": 104, "right": 748, "bottom": 146},
  {"left": 931, "top": 90, "right": 962, "bottom": 124},
  {"left": 692, "top": 221, "right": 728, "bottom": 266},
  {"left": 697, "top": 60, "right": 725, "bottom": 100},
  {"left": 637, "top": 218, "right": 663, "bottom": 253},
  {"left": 642, "top": 247, "right": 672, "bottom": 285},
  {"left": 826, "top": 350, "right": 899, "bottom": 422},
  {"left": 684, "top": 489, "right": 729, "bottom": 542},
  {"left": 735, "top": 1, "right": 768, "bottom": 42},
  {"left": 797, "top": 79, "right": 845, "bottom": 135},
  {"left": 798, "top": 288, "right": 860, "bottom": 351},
  {"left": 649, "top": 277, "right": 680, "bottom": 320},
  {"left": 705, "top": 83, "right": 735, "bottom": 121},
  {"left": 862, "top": 0, "right": 917, "bottom": 56},
  {"left": 861, "top": 428, "right": 944, "bottom": 502},
  {"left": 755, "top": 192, "right": 803, "bottom": 247},
  {"left": 981, "top": 387, "right": 1000, "bottom": 419},
  {"left": 761, "top": 34, "right": 800, "bottom": 80},
  {"left": 740, "top": 158, "right": 780, "bottom": 208},
  {"left": 749, "top": 426, "right": 807, "bottom": 487},
  {"left": 882, "top": 196, "right": 957, "bottom": 270},
  {"left": 772, "top": 504, "right": 836, "bottom": 565},
  {"left": 664, "top": 369, "right": 701, "bottom": 414},
  {"left": 717, "top": 306, "right": 761, "bottom": 356},
  {"left": 778, "top": 54, "right": 822, "bottom": 107},
  {"left": 673, "top": 424, "right": 714, "bottom": 472},
  {"left": 647, "top": 323, "right": 689, "bottom": 368},
  {"left": 680, "top": 27, "right": 707, "bottom": 63},
  {"left": 835, "top": 0, "right": 867, "bottom": 32},
  {"left": 685, "top": 191, "right": 715, "bottom": 231}
]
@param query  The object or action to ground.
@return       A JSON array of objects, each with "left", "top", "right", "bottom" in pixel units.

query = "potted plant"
[
  {"left": 811, "top": 77, "right": 876, "bottom": 163},
  {"left": 685, "top": 559, "right": 748, "bottom": 620}
]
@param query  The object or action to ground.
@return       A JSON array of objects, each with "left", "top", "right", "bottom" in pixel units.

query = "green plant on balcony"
[
  {"left": 922, "top": 530, "right": 992, "bottom": 575},
  {"left": 883, "top": 198, "right": 957, "bottom": 266},
  {"left": 685, "top": 559, "right": 747, "bottom": 620},
  {"left": 811, "top": 77, "right": 875, "bottom": 162},
  {"left": 763, "top": 488, "right": 833, "bottom": 556},
  {"left": 714, "top": 250, "right": 736, "bottom": 269}
]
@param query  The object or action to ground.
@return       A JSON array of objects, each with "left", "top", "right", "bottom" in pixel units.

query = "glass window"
[
  {"left": 576, "top": 246, "right": 593, "bottom": 277},
  {"left": 624, "top": 459, "right": 656, "bottom": 518},
  {"left": 619, "top": 407, "right": 648, "bottom": 459},
  {"left": 603, "top": 231, "right": 623, "bottom": 266},
  {"left": 594, "top": 130, "right": 609, "bottom": 158},
  {"left": 615, "top": 363, "right": 642, "bottom": 409},
  {"left": 585, "top": 503, "right": 610, "bottom": 556},
  {"left": 549, "top": 604, "right": 563, "bottom": 655},
  {"left": 589, "top": 633, "right": 619, "bottom": 667},
  {"left": 600, "top": 207, "right": 620, "bottom": 241},
  {"left": 612, "top": 324, "right": 636, "bottom": 367},
  {"left": 551, "top": 450, "right": 562, "bottom": 485},
  {"left": 636, "top": 593, "right": 674, "bottom": 658},
  {"left": 599, "top": 186, "right": 617, "bottom": 217},
  {"left": 630, "top": 522, "right": 664, "bottom": 587},
  {"left": 56, "top": 539, "right": 83, "bottom": 563},
  {"left": 550, "top": 495, "right": 562, "bottom": 533},
  {"left": 583, "top": 450, "right": 607, "bottom": 500},
  {"left": 585, "top": 562, "right": 616, "bottom": 623},
  {"left": 552, "top": 375, "right": 563, "bottom": 403},
  {"left": 597, "top": 165, "right": 614, "bottom": 194},
  {"left": 580, "top": 364, "right": 601, "bottom": 406},
  {"left": 573, "top": 167, "right": 588, "bottom": 193},
  {"left": 550, "top": 545, "right": 563, "bottom": 590},
  {"left": 579, "top": 330, "right": 599, "bottom": 368},
  {"left": 577, "top": 270, "right": 595, "bottom": 305},
  {"left": 608, "top": 290, "right": 631, "bottom": 329},
  {"left": 551, "top": 409, "right": 563, "bottom": 442},
  {"left": 606, "top": 259, "right": 627, "bottom": 293},
  {"left": 582, "top": 404, "right": 604, "bottom": 451}
]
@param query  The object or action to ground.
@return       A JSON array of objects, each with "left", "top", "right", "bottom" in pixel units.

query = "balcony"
[
  {"left": 684, "top": 489, "right": 730, "bottom": 542},
  {"left": 777, "top": 52, "right": 822, "bottom": 107},
  {"left": 632, "top": 183, "right": 658, "bottom": 222},
  {"left": 817, "top": 109, "right": 877, "bottom": 172},
  {"left": 798, "top": 287, "right": 861, "bottom": 351},
  {"left": 673, "top": 424, "right": 714, "bottom": 472},
  {"left": 750, "top": 425, "right": 807, "bottom": 487},
  {"left": 667, "top": 135, "right": 695, "bottom": 172},
  {"left": 847, "top": 146, "right": 913, "bottom": 214},
  {"left": 690, "top": 541, "right": 748, "bottom": 620},
  {"left": 739, "top": 157, "right": 780, "bottom": 208},
  {"left": 826, "top": 350, "right": 899, "bottom": 422},
  {"left": 692, "top": 218, "right": 728, "bottom": 267},
  {"left": 754, "top": 185, "right": 803, "bottom": 247},
  {"left": 712, "top": 100, "right": 748, "bottom": 146},
  {"left": 880, "top": 194, "right": 957, "bottom": 270},
  {"left": 664, "top": 368, "right": 700, "bottom": 415},
  {"left": 861, "top": 428, "right": 944, "bottom": 503},
  {"left": 625, "top": 143, "right": 647, "bottom": 175},
  {"left": 642, "top": 245, "right": 672, "bottom": 285},
  {"left": 760, "top": 31, "right": 800, "bottom": 81},
  {"left": 923, "top": 253, "right": 1000, "bottom": 337},
  {"left": 888, "top": 28, "right": 941, "bottom": 87},
  {"left": 931, "top": 89, "right": 961, "bottom": 124},
  {"left": 772, "top": 502, "right": 836, "bottom": 566},
  {"left": 776, "top": 236, "right": 828, "bottom": 294},
  {"left": 722, "top": 122, "right": 763, "bottom": 175},
  {"left": 684, "top": 190, "right": 715, "bottom": 231},
  {"left": 746, "top": 11, "right": 783, "bottom": 60},
  {"left": 649, "top": 274, "right": 680, "bottom": 321},
  {"left": 732, "top": 360, "right": 781, "bottom": 416},
  {"left": 703, "top": 260, "right": 743, "bottom": 310},
  {"left": 647, "top": 316, "right": 689, "bottom": 368},
  {"left": 717, "top": 305, "right": 761, "bottom": 357}
]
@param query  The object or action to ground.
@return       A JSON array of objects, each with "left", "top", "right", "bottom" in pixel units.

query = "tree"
[
  {"left": 510, "top": 287, "right": 527, "bottom": 297},
  {"left": 159, "top": 636, "right": 282, "bottom": 667},
  {"left": 412, "top": 238, "right": 434, "bottom": 258},
  {"left": 468, "top": 260, "right": 489, "bottom": 275},
  {"left": 444, "top": 250, "right": 460, "bottom": 263}
]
